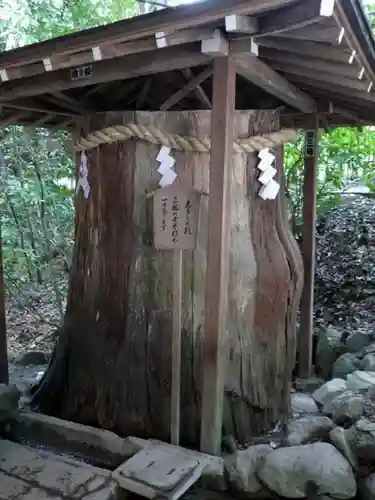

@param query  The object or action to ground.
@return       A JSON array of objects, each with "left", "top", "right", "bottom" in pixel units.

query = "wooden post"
[
  {"left": 170, "top": 249, "right": 182, "bottom": 445},
  {"left": 200, "top": 56, "right": 236, "bottom": 455},
  {"left": 0, "top": 221, "right": 9, "bottom": 384},
  {"left": 299, "top": 129, "right": 318, "bottom": 379}
]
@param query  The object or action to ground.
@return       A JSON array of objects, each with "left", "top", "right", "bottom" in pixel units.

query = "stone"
[
  {"left": 346, "top": 331, "right": 375, "bottom": 353},
  {"left": 15, "top": 351, "right": 47, "bottom": 366},
  {"left": 257, "top": 442, "right": 356, "bottom": 499},
  {"left": 333, "top": 352, "right": 361, "bottom": 379},
  {"left": 0, "top": 384, "right": 21, "bottom": 418},
  {"left": 291, "top": 393, "right": 319, "bottom": 414},
  {"left": 360, "top": 474, "right": 375, "bottom": 500},
  {"left": 363, "top": 354, "right": 375, "bottom": 371},
  {"left": 312, "top": 378, "right": 348, "bottom": 406},
  {"left": 286, "top": 416, "right": 334, "bottom": 446},
  {"left": 2, "top": 410, "right": 141, "bottom": 468},
  {"left": 0, "top": 438, "right": 122, "bottom": 499},
  {"left": 323, "top": 391, "right": 365, "bottom": 425},
  {"left": 113, "top": 443, "right": 214, "bottom": 500},
  {"left": 345, "top": 418, "right": 375, "bottom": 462},
  {"left": 315, "top": 327, "right": 343, "bottom": 379},
  {"left": 346, "top": 370, "right": 375, "bottom": 390},
  {"left": 294, "top": 377, "right": 325, "bottom": 393},
  {"left": 224, "top": 445, "right": 273, "bottom": 498},
  {"left": 329, "top": 426, "right": 357, "bottom": 469}
]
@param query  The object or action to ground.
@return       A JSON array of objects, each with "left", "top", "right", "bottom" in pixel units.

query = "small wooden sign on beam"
[
  {"left": 304, "top": 130, "right": 317, "bottom": 157},
  {"left": 70, "top": 65, "right": 93, "bottom": 81}
]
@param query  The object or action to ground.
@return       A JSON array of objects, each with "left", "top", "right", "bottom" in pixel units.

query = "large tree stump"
[{"left": 33, "top": 110, "right": 303, "bottom": 447}]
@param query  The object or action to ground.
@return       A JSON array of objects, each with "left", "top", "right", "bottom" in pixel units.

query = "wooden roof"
[{"left": 0, "top": 0, "right": 375, "bottom": 129}]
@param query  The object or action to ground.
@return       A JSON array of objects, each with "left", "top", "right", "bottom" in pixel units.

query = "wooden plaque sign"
[
  {"left": 305, "top": 130, "right": 317, "bottom": 158},
  {"left": 150, "top": 184, "right": 203, "bottom": 250}
]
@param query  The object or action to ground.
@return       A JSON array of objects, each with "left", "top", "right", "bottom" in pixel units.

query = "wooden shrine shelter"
[{"left": 1, "top": 0, "right": 375, "bottom": 457}]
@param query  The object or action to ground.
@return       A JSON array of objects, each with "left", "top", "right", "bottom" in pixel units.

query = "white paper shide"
[
  {"left": 156, "top": 146, "right": 177, "bottom": 187},
  {"left": 257, "top": 148, "right": 280, "bottom": 200},
  {"left": 76, "top": 151, "right": 91, "bottom": 199}
]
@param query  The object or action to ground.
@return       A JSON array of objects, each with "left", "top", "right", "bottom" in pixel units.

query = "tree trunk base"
[{"left": 32, "top": 111, "right": 303, "bottom": 448}]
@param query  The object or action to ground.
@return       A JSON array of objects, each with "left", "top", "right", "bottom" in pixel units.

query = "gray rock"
[
  {"left": 224, "top": 445, "right": 273, "bottom": 498},
  {"left": 329, "top": 426, "right": 357, "bottom": 469},
  {"left": 0, "top": 384, "right": 21, "bottom": 418},
  {"left": 333, "top": 352, "right": 361, "bottom": 379},
  {"left": 294, "top": 377, "right": 325, "bottom": 393},
  {"left": 257, "top": 442, "right": 356, "bottom": 499},
  {"left": 345, "top": 418, "right": 375, "bottom": 462},
  {"left": 346, "top": 331, "right": 375, "bottom": 353},
  {"left": 312, "top": 379, "right": 348, "bottom": 406},
  {"left": 291, "top": 393, "right": 319, "bottom": 415},
  {"left": 315, "top": 327, "right": 343, "bottom": 379},
  {"left": 323, "top": 391, "right": 365, "bottom": 425},
  {"left": 286, "top": 416, "right": 334, "bottom": 446},
  {"left": 360, "top": 474, "right": 375, "bottom": 500},
  {"left": 15, "top": 351, "right": 47, "bottom": 366},
  {"left": 363, "top": 354, "right": 375, "bottom": 371},
  {"left": 346, "top": 370, "right": 375, "bottom": 390}
]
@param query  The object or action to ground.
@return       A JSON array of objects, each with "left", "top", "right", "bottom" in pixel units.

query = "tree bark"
[{"left": 32, "top": 110, "right": 302, "bottom": 446}]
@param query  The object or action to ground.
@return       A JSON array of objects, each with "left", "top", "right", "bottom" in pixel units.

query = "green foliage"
[{"left": 284, "top": 126, "right": 375, "bottom": 239}]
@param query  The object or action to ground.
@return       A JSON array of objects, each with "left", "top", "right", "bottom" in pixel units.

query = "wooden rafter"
[
  {"left": 0, "top": 44, "right": 212, "bottom": 101},
  {"left": 0, "top": 101, "right": 74, "bottom": 117},
  {"left": 263, "top": 52, "right": 369, "bottom": 81},
  {"left": 256, "top": 0, "right": 335, "bottom": 37},
  {"left": 257, "top": 36, "right": 352, "bottom": 64},
  {"left": 286, "top": 75, "right": 375, "bottom": 103},
  {"left": 181, "top": 68, "right": 212, "bottom": 108},
  {"left": 0, "top": 0, "right": 296, "bottom": 70},
  {"left": 233, "top": 48, "right": 316, "bottom": 112},
  {"left": 275, "top": 63, "right": 369, "bottom": 93},
  {"left": 160, "top": 66, "right": 213, "bottom": 110}
]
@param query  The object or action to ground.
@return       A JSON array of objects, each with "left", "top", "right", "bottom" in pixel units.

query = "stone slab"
[
  {"left": 2, "top": 410, "right": 149, "bottom": 468},
  {"left": 113, "top": 442, "right": 212, "bottom": 499},
  {"left": 0, "top": 438, "right": 123, "bottom": 499}
]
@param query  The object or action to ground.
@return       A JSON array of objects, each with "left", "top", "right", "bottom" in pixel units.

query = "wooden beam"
[
  {"left": 135, "top": 80, "right": 152, "bottom": 108},
  {"left": 200, "top": 56, "right": 235, "bottom": 456},
  {"left": 257, "top": 36, "right": 352, "bottom": 64},
  {"left": 0, "top": 0, "right": 296, "bottom": 70},
  {"left": 0, "top": 44, "right": 212, "bottom": 101},
  {"left": 257, "top": 0, "right": 335, "bottom": 37},
  {"left": 182, "top": 68, "right": 212, "bottom": 108},
  {"left": 0, "top": 101, "right": 75, "bottom": 117},
  {"left": 0, "top": 205, "right": 9, "bottom": 384},
  {"left": 275, "top": 65, "right": 370, "bottom": 94},
  {"left": 284, "top": 75, "right": 375, "bottom": 103},
  {"left": 31, "top": 114, "right": 56, "bottom": 127},
  {"left": 269, "top": 23, "right": 342, "bottom": 44},
  {"left": 0, "top": 111, "right": 29, "bottom": 126},
  {"left": 160, "top": 66, "right": 213, "bottom": 110},
  {"left": 333, "top": 1, "right": 375, "bottom": 86},
  {"left": 232, "top": 43, "right": 316, "bottom": 112},
  {"left": 260, "top": 48, "right": 362, "bottom": 80},
  {"left": 42, "top": 93, "right": 90, "bottom": 114},
  {"left": 299, "top": 129, "right": 318, "bottom": 379},
  {"left": 171, "top": 250, "right": 182, "bottom": 446}
]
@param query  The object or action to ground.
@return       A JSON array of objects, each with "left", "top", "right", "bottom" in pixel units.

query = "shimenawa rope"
[{"left": 74, "top": 123, "right": 296, "bottom": 154}]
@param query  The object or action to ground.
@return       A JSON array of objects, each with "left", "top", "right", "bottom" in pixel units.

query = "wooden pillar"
[
  {"left": 200, "top": 56, "right": 236, "bottom": 455},
  {"left": 299, "top": 129, "right": 318, "bottom": 379},
  {"left": 0, "top": 221, "right": 9, "bottom": 384}
]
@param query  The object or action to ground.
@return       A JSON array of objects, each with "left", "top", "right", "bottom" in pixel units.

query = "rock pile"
[{"left": 315, "top": 197, "right": 375, "bottom": 339}]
